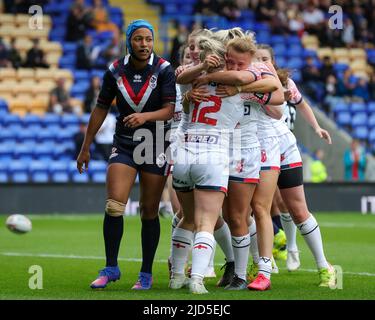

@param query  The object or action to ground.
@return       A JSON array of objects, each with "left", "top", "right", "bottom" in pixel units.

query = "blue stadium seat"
[
  {"left": 0, "top": 127, "right": 16, "bottom": 141},
  {"left": 351, "top": 112, "right": 368, "bottom": 127},
  {"left": 51, "top": 172, "right": 70, "bottom": 183},
  {"left": 353, "top": 126, "right": 368, "bottom": 140},
  {"left": 332, "top": 101, "right": 349, "bottom": 113},
  {"left": 286, "top": 35, "right": 301, "bottom": 45},
  {"left": 9, "top": 160, "right": 28, "bottom": 174},
  {"left": 16, "top": 130, "right": 36, "bottom": 143},
  {"left": 14, "top": 144, "right": 34, "bottom": 160},
  {"left": 42, "top": 113, "right": 60, "bottom": 127},
  {"left": 291, "top": 70, "right": 302, "bottom": 82},
  {"left": 0, "top": 98, "right": 8, "bottom": 112},
  {"left": 270, "top": 35, "right": 284, "bottom": 45},
  {"left": 368, "top": 113, "right": 375, "bottom": 128},
  {"left": 62, "top": 42, "right": 77, "bottom": 55},
  {"left": 303, "top": 49, "right": 317, "bottom": 58},
  {"left": 29, "top": 160, "right": 48, "bottom": 174},
  {"left": 33, "top": 143, "right": 55, "bottom": 160},
  {"left": 49, "top": 161, "right": 68, "bottom": 175},
  {"left": 59, "top": 54, "right": 76, "bottom": 69},
  {"left": 0, "top": 144, "right": 13, "bottom": 159},
  {"left": 61, "top": 114, "right": 80, "bottom": 127},
  {"left": 11, "top": 172, "right": 28, "bottom": 183},
  {"left": 80, "top": 113, "right": 91, "bottom": 124},
  {"left": 49, "top": 28, "right": 66, "bottom": 42},
  {"left": 350, "top": 102, "right": 367, "bottom": 114},
  {"left": 21, "top": 114, "right": 41, "bottom": 127},
  {"left": 72, "top": 172, "right": 89, "bottom": 183},
  {"left": 36, "top": 128, "right": 56, "bottom": 143},
  {"left": 56, "top": 129, "right": 77, "bottom": 143},
  {"left": 336, "top": 112, "right": 351, "bottom": 126},
  {"left": 275, "top": 56, "right": 286, "bottom": 68},
  {"left": 91, "top": 172, "right": 106, "bottom": 183},
  {"left": 89, "top": 160, "right": 107, "bottom": 173},
  {"left": 0, "top": 172, "right": 8, "bottom": 183},
  {"left": 286, "top": 45, "right": 303, "bottom": 57},
  {"left": 74, "top": 70, "right": 90, "bottom": 82},
  {"left": 3, "top": 113, "right": 21, "bottom": 126},
  {"left": 90, "top": 69, "right": 105, "bottom": 79},
  {"left": 286, "top": 57, "right": 303, "bottom": 69},
  {"left": 368, "top": 102, "right": 375, "bottom": 113},
  {"left": 369, "top": 128, "right": 375, "bottom": 142},
  {"left": 31, "top": 172, "right": 49, "bottom": 183},
  {"left": 333, "top": 63, "right": 349, "bottom": 73},
  {"left": 70, "top": 82, "right": 90, "bottom": 96},
  {"left": 254, "top": 31, "right": 270, "bottom": 44}
]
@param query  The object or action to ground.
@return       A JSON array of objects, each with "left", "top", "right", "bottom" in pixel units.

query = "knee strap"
[{"left": 105, "top": 199, "right": 126, "bottom": 217}]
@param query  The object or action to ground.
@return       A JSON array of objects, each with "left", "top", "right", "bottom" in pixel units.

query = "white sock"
[
  {"left": 232, "top": 233, "right": 251, "bottom": 280},
  {"left": 249, "top": 221, "right": 260, "bottom": 264},
  {"left": 297, "top": 215, "right": 329, "bottom": 269},
  {"left": 280, "top": 213, "right": 298, "bottom": 252},
  {"left": 171, "top": 227, "right": 194, "bottom": 275},
  {"left": 258, "top": 256, "right": 272, "bottom": 279},
  {"left": 170, "top": 214, "right": 182, "bottom": 256},
  {"left": 191, "top": 231, "right": 215, "bottom": 279},
  {"left": 207, "top": 241, "right": 216, "bottom": 269},
  {"left": 214, "top": 222, "right": 234, "bottom": 262},
  {"left": 171, "top": 214, "right": 181, "bottom": 233}
]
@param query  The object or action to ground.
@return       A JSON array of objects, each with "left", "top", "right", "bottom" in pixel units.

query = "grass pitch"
[{"left": 0, "top": 213, "right": 374, "bottom": 300}]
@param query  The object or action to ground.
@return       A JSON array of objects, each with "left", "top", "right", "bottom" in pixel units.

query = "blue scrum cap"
[{"left": 125, "top": 19, "right": 154, "bottom": 55}]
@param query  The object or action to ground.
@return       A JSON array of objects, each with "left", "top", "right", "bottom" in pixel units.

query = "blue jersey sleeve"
[
  {"left": 96, "top": 70, "right": 117, "bottom": 110},
  {"left": 160, "top": 65, "right": 177, "bottom": 106}
]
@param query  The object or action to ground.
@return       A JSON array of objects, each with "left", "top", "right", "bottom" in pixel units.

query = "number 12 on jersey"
[{"left": 191, "top": 96, "right": 222, "bottom": 126}]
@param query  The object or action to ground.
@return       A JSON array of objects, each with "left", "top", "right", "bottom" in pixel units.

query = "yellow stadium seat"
[
  {"left": 12, "top": 26, "right": 34, "bottom": 38},
  {"left": 0, "top": 93, "right": 15, "bottom": 102},
  {"left": 333, "top": 48, "right": 349, "bottom": 60},
  {"left": 8, "top": 98, "right": 30, "bottom": 116},
  {"left": 351, "top": 60, "right": 368, "bottom": 73},
  {"left": 33, "top": 81, "right": 56, "bottom": 95},
  {"left": 302, "top": 35, "right": 319, "bottom": 47},
  {"left": 40, "top": 41, "right": 62, "bottom": 55},
  {"left": 15, "top": 38, "right": 33, "bottom": 51},
  {"left": 335, "top": 57, "right": 350, "bottom": 65},
  {"left": 16, "top": 93, "right": 34, "bottom": 101},
  {"left": 34, "top": 93, "right": 50, "bottom": 102},
  {"left": 15, "top": 14, "right": 30, "bottom": 27},
  {"left": 27, "top": 28, "right": 49, "bottom": 40},
  {"left": 349, "top": 48, "right": 367, "bottom": 60},
  {"left": 14, "top": 82, "right": 34, "bottom": 95},
  {"left": 45, "top": 53, "right": 61, "bottom": 67},
  {"left": 54, "top": 69, "right": 73, "bottom": 82},
  {"left": 0, "top": 25, "right": 15, "bottom": 38},
  {"left": 0, "top": 82, "right": 15, "bottom": 95},
  {"left": 35, "top": 68, "right": 55, "bottom": 81},
  {"left": 0, "top": 14, "right": 15, "bottom": 25},
  {"left": 304, "top": 43, "right": 318, "bottom": 51},
  {"left": 30, "top": 98, "right": 49, "bottom": 112},
  {"left": 16, "top": 68, "right": 35, "bottom": 81},
  {"left": 317, "top": 47, "right": 333, "bottom": 60},
  {"left": 0, "top": 68, "right": 17, "bottom": 81}
]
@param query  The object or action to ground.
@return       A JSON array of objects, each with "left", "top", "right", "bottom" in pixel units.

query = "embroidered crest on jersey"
[{"left": 280, "top": 153, "right": 285, "bottom": 162}]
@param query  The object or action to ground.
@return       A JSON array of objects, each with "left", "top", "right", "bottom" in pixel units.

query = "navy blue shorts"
[{"left": 108, "top": 136, "right": 172, "bottom": 176}]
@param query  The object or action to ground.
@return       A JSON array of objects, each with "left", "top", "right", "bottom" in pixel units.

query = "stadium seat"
[
  {"left": 369, "top": 128, "right": 375, "bottom": 142},
  {"left": 350, "top": 102, "right": 367, "bottom": 114},
  {"left": 351, "top": 112, "right": 368, "bottom": 127},
  {"left": 49, "top": 161, "right": 69, "bottom": 175},
  {"left": 51, "top": 172, "right": 69, "bottom": 183},
  {"left": 0, "top": 99, "right": 8, "bottom": 112},
  {"left": 71, "top": 172, "right": 89, "bottom": 183},
  {"left": 31, "top": 172, "right": 49, "bottom": 183},
  {"left": 0, "top": 172, "right": 8, "bottom": 183},
  {"left": 33, "top": 143, "right": 55, "bottom": 160},
  {"left": 9, "top": 160, "right": 28, "bottom": 174},
  {"left": 41, "top": 113, "right": 60, "bottom": 127},
  {"left": 21, "top": 114, "right": 42, "bottom": 126},
  {"left": 36, "top": 128, "right": 56, "bottom": 143},
  {"left": 353, "top": 126, "right": 368, "bottom": 140},
  {"left": 14, "top": 144, "right": 34, "bottom": 160},
  {"left": 91, "top": 172, "right": 106, "bottom": 183},
  {"left": 2, "top": 113, "right": 21, "bottom": 126},
  {"left": 336, "top": 112, "right": 351, "bottom": 126},
  {"left": 11, "top": 172, "right": 29, "bottom": 183},
  {"left": 89, "top": 160, "right": 107, "bottom": 173},
  {"left": 368, "top": 113, "right": 375, "bottom": 128},
  {"left": 61, "top": 114, "right": 80, "bottom": 127},
  {"left": 16, "top": 130, "right": 36, "bottom": 144},
  {"left": 286, "top": 57, "right": 304, "bottom": 69},
  {"left": 0, "top": 143, "right": 13, "bottom": 159}
]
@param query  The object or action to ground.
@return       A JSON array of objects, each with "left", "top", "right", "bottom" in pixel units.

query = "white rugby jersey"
[
  {"left": 283, "top": 78, "right": 303, "bottom": 132},
  {"left": 181, "top": 82, "right": 243, "bottom": 153},
  {"left": 171, "top": 84, "right": 184, "bottom": 130}
]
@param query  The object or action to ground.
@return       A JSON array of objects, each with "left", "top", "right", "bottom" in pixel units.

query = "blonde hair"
[
  {"left": 226, "top": 35, "right": 257, "bottom": 55},
  {"left": 197, "top": 36, "right": 226, "bottom": 70},
  {"left": 188, "top": 28, "right": 213, "bottom": 42}
]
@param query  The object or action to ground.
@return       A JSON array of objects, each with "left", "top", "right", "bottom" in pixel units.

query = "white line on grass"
[{"left": 2, "top": 251, "right": 375, "bottom": 277}]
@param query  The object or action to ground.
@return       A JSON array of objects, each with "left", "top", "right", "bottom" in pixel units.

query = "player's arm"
[
  {"left": 296, "top": 99, "right": 332, "bottom": 144},
  {"left": 177, "top": 55, "right": 221, "bottom": 84},
  {"left": 77, "top": 70, "right": 116, "bottom": 173},
  {"left": 195, "top": 70, "right": 257, "bottom": 86}
]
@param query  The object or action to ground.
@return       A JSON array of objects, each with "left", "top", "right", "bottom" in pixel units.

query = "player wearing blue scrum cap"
[{"left": 77, "top": 19, "right": 176, "bottom": 290}]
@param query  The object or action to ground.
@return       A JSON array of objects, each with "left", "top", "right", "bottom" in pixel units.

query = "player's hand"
[
  {"left": 77, "top": 149, "right": 90, "bottom": 174},
  {"left": 193, "top": 76, "right": 210, "bottom": 88},
  {"left": 203, "top": 54, "right": 221, "bottom": 71},
  {"left": 315, "top": 127, "right": 332, "bottom": 144},
  {"left": 284, "top": 90, "right": 292, "bottom": 101},
  {"left": 188, "top": 88, "right": 210, "bottom": 103},
  {"left": 175, "top": 65, "right": 187, "bottom": 76},
  {"left": 123, "top": 113, "right": 148, "bottom": 128},
  {"left": 216, "top": 85, "right": 237, "bottom": 97}
]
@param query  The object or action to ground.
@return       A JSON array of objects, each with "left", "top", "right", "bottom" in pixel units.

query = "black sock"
[
  {"left": 272, "top": 220, "right": 279, "bottom": 235},
  {"left": 140, "top": 217, "right": 160, "bottom": 274},
  {"left": 272, "top": 215, "right": 283, "bottom": 230},
  {"left": 103, "top": 213, "right": 124, "bottom": 267}
]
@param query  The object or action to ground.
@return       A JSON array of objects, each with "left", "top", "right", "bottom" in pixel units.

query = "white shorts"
[
  {"left": 258, "top": 136, "right": 281, "bottom": 171},
  {"left": 172, "top": 150, "right": 229, "bottom": 193},
  {"left": 229, "top": 146, "right": 260, "bottom": 183},
  {"left": 279, "top": 132, "right": 302, "bottom": 170}
]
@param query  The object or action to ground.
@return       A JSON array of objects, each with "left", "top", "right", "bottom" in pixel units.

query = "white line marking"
[{"left": 2, "top": 252, "right": 375, "bottom": 277}]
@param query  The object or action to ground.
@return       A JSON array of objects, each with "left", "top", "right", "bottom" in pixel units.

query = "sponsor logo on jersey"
[
  {"left": 109, "top": 147, "right": 118, "bottom": 159},
  {"left": 184, "top": 134, "right": 219, "bottom": 144},
  {"left": 280, "top": 153, "right": 286, "bottom": 162},
  {"left": 150, "top": 75, "right": 157, "bottom": 89},
  {"left": 236, "top": 159, "right": 245, "bottom": 173},
  {"left": 133, "top": 74, "right": 142, "bottom": 83}
]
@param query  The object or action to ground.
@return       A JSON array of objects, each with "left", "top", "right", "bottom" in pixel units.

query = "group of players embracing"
[{"left": 167, "top": 27, "right": 336, "bottom": 294}]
